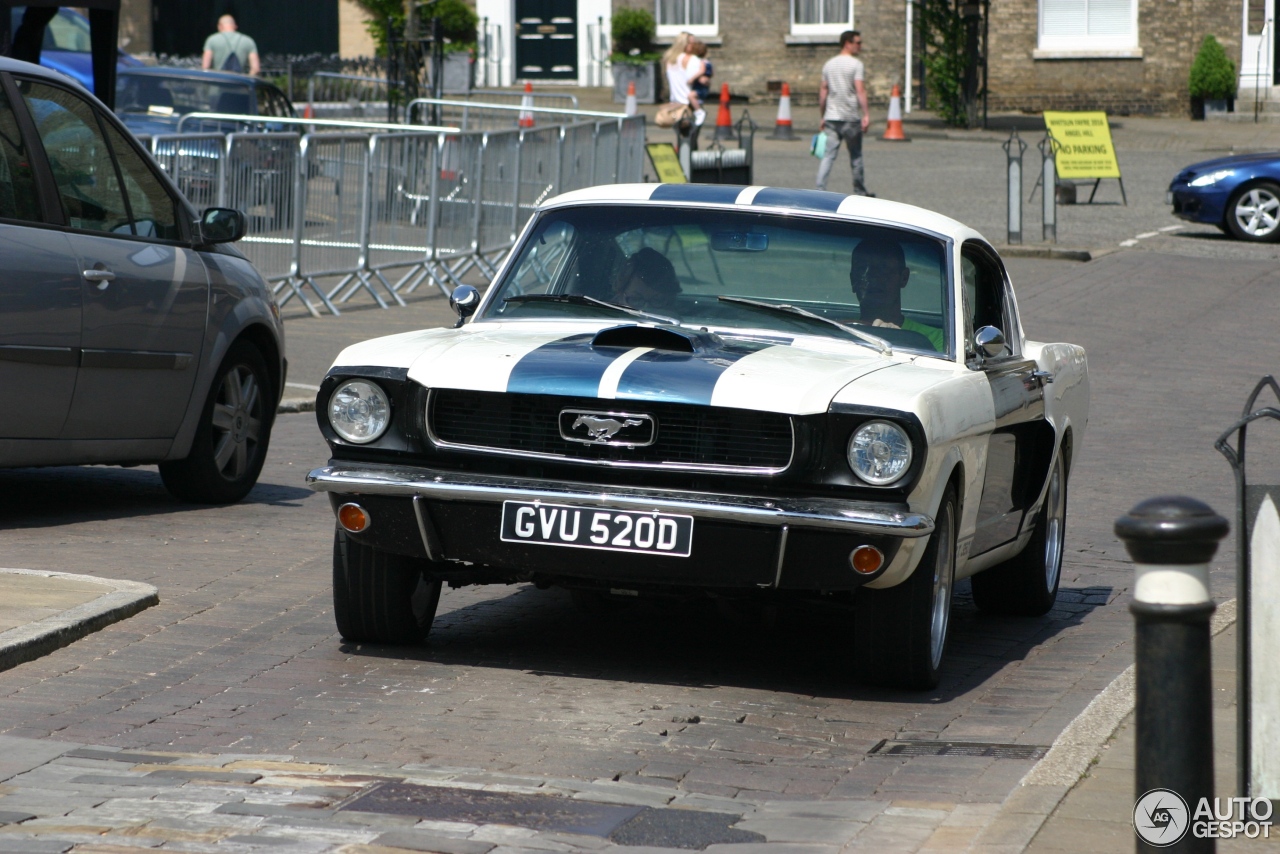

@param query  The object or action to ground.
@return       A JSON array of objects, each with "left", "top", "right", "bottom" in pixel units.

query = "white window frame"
[
  {"left": 789, "top": 0, "right": 854, "bottom": 37},
  {"left": 1038, "top": 0, "right": 1138, "bottom": 52},
  {"left": 655, "top": 0, "right": 718, "bottom": 38}
]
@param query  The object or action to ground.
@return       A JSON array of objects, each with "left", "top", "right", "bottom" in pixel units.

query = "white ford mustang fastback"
[{"left": 307, "top": 184, "right": 1089, "bottom": 689}]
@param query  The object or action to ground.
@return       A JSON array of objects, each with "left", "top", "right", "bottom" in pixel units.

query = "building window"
[
  {"left": 656, "top": 0, "right": 717, "bottom": 37},
  {"left": 1039, "top": 0, "right": 1137, "bottom": 51},
  {"left": 791, "top": 0, "right": 853, "bottom": 36}
]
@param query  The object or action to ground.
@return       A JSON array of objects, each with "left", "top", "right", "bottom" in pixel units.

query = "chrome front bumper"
[{"left": 307, "top": 462, "right": 935, "bottom": 537}]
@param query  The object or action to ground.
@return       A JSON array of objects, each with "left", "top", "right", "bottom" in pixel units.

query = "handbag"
[
  {"left": 655, "top": 102, "right": 693, "bottom": 129},
  {"left": 810, "top": 131, "right": 828, "bottom": 158}
]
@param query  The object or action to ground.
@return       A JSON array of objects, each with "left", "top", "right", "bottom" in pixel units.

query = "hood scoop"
[{"left": 591, "top": 324, "right": 721, "bottom": 353}]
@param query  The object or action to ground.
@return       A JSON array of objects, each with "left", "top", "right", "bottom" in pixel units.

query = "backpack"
[{"left": 220, "top": 33, "right": 244, "bottom": 73}]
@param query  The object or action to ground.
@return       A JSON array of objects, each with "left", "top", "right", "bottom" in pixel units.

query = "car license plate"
[{"left": 500, "top": 501, "right": 693, "bottom": 557}]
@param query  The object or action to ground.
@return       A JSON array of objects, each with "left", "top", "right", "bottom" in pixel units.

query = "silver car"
[{"left": 0, "top": 58, "right": 285, "bottom": 503}]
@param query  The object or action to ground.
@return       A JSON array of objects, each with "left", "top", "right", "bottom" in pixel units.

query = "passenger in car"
[
  {"left": 614, "top": 247, "right": 682, "bottom": 315},
  {"left": 849, "top": 237, "right": 943, "bottom": 351}
]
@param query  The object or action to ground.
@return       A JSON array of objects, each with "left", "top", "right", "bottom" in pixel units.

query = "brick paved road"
[{"left": 0, "top": 243, "right": 1277, "bottom": 849}]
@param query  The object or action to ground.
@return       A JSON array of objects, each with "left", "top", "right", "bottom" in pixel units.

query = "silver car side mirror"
[
  {"left": 450, "top": 285, "right": 480, "bottom": 325},
  {"left": 974, "top": 325, "right": 1008, "bottom": 359}
]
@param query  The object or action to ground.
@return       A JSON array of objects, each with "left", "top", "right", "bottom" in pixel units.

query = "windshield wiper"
[
  {"left": 504, "top": 293, "right": 679, "bottom": 326},
  {"left": 717, "top": 296, "right": 892, "bottom": 355}
]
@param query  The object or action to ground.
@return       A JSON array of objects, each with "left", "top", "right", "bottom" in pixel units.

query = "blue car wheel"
[{"left": 1226, "top": 181, "right": 1280, "bottom": 242}]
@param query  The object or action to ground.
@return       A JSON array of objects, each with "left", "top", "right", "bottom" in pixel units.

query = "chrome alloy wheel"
[
  {"left": 211, "top": 365, "right": 262, "bottom": 481},
  {"left": 1042, "top": 457, "right": 1066, "bottom": 592},
  {"left": 1233, "top": 186, "right": 1280, "bottom": 238},
  {"left": 929, "top": 502, "right": 956, "bottom": 671}
]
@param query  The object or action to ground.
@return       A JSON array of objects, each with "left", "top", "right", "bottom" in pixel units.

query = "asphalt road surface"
[{"left": 0, "top": 242, "right": 1276, "bottom": 815}]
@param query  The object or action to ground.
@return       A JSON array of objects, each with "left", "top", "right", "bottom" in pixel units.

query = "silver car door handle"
[{"left": 83, "top": 269, "right": 116, "bottom": 289}]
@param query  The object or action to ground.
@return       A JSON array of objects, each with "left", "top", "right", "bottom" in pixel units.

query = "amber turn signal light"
[
  {"left": 337, "top": 503, "right": 371, "bottom": 533},
  {"left": 849, "top": 545, "right": 884, "bottom": 575}
]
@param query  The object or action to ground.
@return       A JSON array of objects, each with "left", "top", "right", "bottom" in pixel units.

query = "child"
[{"left": 691, "top": 39, "right": 713, "bottom": 105}]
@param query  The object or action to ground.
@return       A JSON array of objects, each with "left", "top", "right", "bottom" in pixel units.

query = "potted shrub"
[
  {"left": 610, "top": 8, "right": 661, "bottom": 103},
  {"left": 431, "top": 0, "right": 479, "bottom": 94},
  {"left": 1189, "top": 35, "right": 1236, "bottom": 119}
]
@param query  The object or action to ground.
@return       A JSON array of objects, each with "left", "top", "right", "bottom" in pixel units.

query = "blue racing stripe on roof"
[
  {"left": 649, "top": 184, "right": 745, "bottom": 205},
  {"left": 752, "top": 188, "right": 847, "bottom": 212},
  {"left": 506, "top": 334, "right": 620, "bottom": 397},
  {"left": 614, "top": 339, "right": 774, "bottom": 405}
]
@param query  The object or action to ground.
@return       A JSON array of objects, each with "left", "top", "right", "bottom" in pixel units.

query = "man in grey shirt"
[
  {"left": 202, "top": 15, "right": 260, "bottom": 76},
  {"left": 816, "top": 30, "right": 871, "bottom": 195}
]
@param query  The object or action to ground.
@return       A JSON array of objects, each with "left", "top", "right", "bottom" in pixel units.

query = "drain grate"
[
  {"left": 340, "top": 782, "right": 644, "bottom": 836},
  {"left": 868, "top": 739, "right": 1048, "bottom": 760}
]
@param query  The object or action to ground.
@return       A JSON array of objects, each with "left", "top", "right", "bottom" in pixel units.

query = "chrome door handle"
[{"left": 82, "top": 269, "right": 116, "bottom": 290}]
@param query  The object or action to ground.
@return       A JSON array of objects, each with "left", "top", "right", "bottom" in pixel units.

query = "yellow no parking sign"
[{"left": 1042, "top": 111, "right": 1125, "bottom": 203}]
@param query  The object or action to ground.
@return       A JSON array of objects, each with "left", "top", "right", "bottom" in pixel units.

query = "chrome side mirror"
[
  {"left": 974, "top": 325, "right": 1008, "bottom": 359},
  {"left": 449, "top": 285, "right": 480, "bottom": 325}
]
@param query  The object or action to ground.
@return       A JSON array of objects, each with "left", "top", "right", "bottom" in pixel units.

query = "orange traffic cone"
[
  {"left": 882, "top": 84, "right": 910, "bottom": 141},
  {"left": 714, "top": 82, "right": 735, "bottom": 140},
  {"left": 624, "top": 81, "right": 637, "bottom": 116},
  {"left": 769, "top": 82, "right": 796, "bottom": 140},
  {"left": 518, "top": 81, "right": 535, "bottom": 129},
  {"left": 303, "top": 102, "right": 314, "bottom": 119}
]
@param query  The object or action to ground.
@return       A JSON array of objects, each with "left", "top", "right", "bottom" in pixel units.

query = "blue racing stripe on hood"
[
  {"left": 752, "top": 187, "right": 847, "bottom": 212},
  {"left": 506, "top": 334, "right": 623, "bottom": 396},
  {"left": 614, "top": 338, "right": 776, "bottom": 405},
  {"left": 649, "top": 184, "right": 745, "bottom": 205}
]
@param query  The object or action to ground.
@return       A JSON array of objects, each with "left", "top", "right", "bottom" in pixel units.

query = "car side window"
[
  {"left": 259, "top": 87, "right": 291, "bottom": 118},
  {"left": 98, "top": 120, "right": 180, "bottom": 240},
  {"left": 0, "top": 84, "right": 42, "bottom": 223},
  {"left": 19, "top": 80, "right": 177, "bottom": 239},
  {"left": 961, "top": 241, "right": 1016, "bottom": 358}
]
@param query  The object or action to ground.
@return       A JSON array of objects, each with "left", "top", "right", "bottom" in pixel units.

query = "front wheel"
[
  {"left": 1225, "top": 182, "right": 1280, "bottom": 242},
  {"left": 972, "top": 452, "right": 1067, "bottom": 616},
  {"left": 160, "top": 341, "right": 273, "bottom": 504},
  {"left": 854, "top": 486, "right": 957, "bottom": 690},
  {"left": 332, "top": 529, "right": 442, "bottom": 644}
]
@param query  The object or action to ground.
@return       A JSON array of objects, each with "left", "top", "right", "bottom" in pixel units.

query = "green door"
[{"left": 514, "top": 0, "right": 577, "bottom": 80}]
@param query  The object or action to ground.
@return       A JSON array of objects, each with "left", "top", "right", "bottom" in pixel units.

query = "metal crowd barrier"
[
  {"left": 406, "top": 97, "right": 619, "bottom": 132},
  {"left": 151, "top": 110, "right": 646, "bottom": 317}
]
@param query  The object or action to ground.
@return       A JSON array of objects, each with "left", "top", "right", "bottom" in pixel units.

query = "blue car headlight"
[{"left": 1189, "top": 169, "right": 1235, "bottom": 187}]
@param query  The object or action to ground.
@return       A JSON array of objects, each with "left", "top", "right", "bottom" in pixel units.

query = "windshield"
[
  {"left": 10, "top": 8, "right": 91, "bottom": 52},
  {"left": 116, "top": 75, "right": 254, "bottom": 116},
  {"left": 480, "top": 205, "right": 953, "bottom": 356}
]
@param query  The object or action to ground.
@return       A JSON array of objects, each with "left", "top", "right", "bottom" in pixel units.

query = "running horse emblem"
[{"left": 572, "top": 414, "right": 646, "bottom": 442}]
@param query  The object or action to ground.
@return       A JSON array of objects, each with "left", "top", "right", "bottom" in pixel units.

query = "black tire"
[
  {"left": 160, "top": 341, "right": 274, "bottom": 504},
  {"left": 332, "top": 529, "right": 443, "bottom": 644},
  {"left": 1225, "top": 181, "right": 1280, "bottom": 242},
  {"left": 854, "top": 485, "right": 957, "bottom": 690},
  {"left": 972, "top": 452, "right": 1067, "bottom": 617}
]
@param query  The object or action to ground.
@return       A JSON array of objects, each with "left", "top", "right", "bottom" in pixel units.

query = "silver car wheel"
[
  {"left": 929, "top": 501, "right": 955, "bottom": 672},
  {"left": 1234, "top": 187, "right": 1280, "bottom": 238},
  {"left": 210, "top": 365, "right": 262, "bottom": 481},
  {"left": 1042, "top": 457, "right": 1066, "bottom": 592}
]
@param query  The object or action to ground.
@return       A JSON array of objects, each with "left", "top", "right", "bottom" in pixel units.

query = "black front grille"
[{"left": 429, "top": 389, "right": 794, "bottom": 471}]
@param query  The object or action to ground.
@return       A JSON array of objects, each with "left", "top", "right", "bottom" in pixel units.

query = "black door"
[{"left": 514, "top": 0, "right": 576, "bottom": 80}]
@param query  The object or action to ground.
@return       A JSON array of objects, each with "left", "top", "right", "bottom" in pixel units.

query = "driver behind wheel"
[
  {"left": 849, "top": 237, "right": 944, "bottom": 351},
  {"left": 614, "top": 247, "right": 682, "bottom": 315}
]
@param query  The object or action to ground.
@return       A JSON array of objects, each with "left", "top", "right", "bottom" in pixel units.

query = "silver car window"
[{"left": 0, "top": 84, "right": 41, "bottom": 223}]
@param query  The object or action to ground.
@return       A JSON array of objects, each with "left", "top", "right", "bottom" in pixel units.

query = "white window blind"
[
  {"left": 1040, "top": 0, "right": 1136, "bottom": 50},
  {"left": 792, "top": 0, "right": 852, "bottom": 35},
  {"left": 657, "top": 0, "right": 716, "bottom": 32}
]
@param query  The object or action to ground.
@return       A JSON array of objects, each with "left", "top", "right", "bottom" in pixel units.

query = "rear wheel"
[
  {"left": 332, "top": 529, "right": 443, "bottom": 644},
  {"left": 854, "top": 486, "right": 957, "bottom": 690},
  {"left": 972, "top": 452, "right": 1067, "bottom": 616},
  {"left": 1226, "top": 182, "right": 1280, "bottom": 242}
]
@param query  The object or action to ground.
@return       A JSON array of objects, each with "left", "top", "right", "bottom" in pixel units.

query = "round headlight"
[
  {"left": 848, "top": 420, "right": 912, "bottom": 485},
  {"left": 328, "top": 380, "right": 391, "bottom": 444}
]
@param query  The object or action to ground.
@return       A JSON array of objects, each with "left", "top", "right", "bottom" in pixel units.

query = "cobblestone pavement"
[{"left": 1, "top": 242, "right": 1277, "bottom": 851}]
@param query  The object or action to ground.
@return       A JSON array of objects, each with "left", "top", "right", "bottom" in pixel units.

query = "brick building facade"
[{"left": 612, "top": 0, "right": 1248, "bottom": 118}]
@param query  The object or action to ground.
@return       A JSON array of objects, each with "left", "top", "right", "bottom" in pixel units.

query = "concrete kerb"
[
  {"left": 0, "top": 569, "right": 159, "bottom": 673},
  {"left": 968, "top": 597, "right": 1238, "bottom": 852}
]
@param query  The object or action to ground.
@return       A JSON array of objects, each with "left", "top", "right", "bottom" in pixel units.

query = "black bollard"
[{"left": 1115, "top": 496, "right": 1228, "bottom": 853}]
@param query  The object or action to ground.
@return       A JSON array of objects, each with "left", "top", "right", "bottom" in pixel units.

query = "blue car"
[
  {"left": 1168, "top": 151, "right": 1280, "bottom": 242},
  {"left": 10, "top": 6, "right": 142, "bottom": 90}
]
